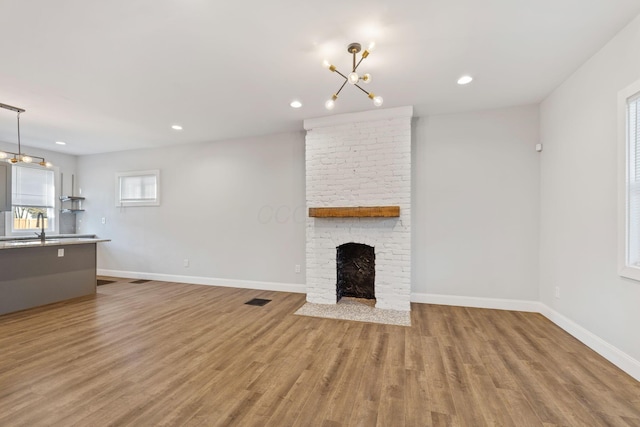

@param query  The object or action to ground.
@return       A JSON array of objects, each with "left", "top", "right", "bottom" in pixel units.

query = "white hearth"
[{"left": 304, "top": 106, "right": 413, "bottom": 311}]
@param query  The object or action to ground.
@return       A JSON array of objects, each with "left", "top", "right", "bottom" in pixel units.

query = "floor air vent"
[
  {"left": 245, "top": 298, "right": 271, "bottom": 306},
  {"left": 130, "top": 279, "right": 151, "bottom": 284}
]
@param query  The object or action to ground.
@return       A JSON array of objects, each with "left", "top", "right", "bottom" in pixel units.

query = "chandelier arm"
[
  {"left": 333, "top": 68, "right": 348, "bottom": 80},
  {"left": 353, "top": 56, "right": 365, "bottom": 72},
  {"left": 354, "top": 84, "right": 371, "bottom": 96},
  {"left": 335, "top": 80, "right": 349, "bottom": 97}
]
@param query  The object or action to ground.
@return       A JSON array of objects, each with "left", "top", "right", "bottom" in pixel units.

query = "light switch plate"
[{"left": 58, "top": 248, "right": 64, "bottom": 257}]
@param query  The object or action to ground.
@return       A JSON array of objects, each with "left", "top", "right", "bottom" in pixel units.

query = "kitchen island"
[{"left": 0, "top": 237, "right": 109, "bottom": 316}]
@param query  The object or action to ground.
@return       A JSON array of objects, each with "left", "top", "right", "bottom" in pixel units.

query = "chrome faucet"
[{"left": 35, "top": 212, "right": 46, "bottom": 242}]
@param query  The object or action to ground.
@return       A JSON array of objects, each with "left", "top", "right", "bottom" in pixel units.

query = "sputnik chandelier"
[
  {"left": 0, "top": 102, "right": 52, "bottom": 167},
  {"left": 322, "top": 42, "right": 383, "bottom": 110}
]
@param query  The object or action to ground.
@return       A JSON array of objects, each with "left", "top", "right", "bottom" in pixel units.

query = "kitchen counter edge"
[{"left": 0, "top": 238, "right": 110, "bottom": 250}]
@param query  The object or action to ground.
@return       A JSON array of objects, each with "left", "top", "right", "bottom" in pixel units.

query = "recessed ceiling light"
[
  {"left": 290, "top": 100, "right": 302, "bottom": 108},
  {"left": 55, "top": 141, "right": 66, "bottom": 145},
  {"left": 457, "top": 75, "right": 473, "bottom": 85},
  {"left": 171, "top": 125, "right": 183, "bottom": 130}
]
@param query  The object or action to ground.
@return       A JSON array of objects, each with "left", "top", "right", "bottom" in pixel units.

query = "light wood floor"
[{"left": 0, "top": 279, "right": 639, "bottom": 426}]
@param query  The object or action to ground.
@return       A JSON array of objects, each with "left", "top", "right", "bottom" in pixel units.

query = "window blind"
[
  {"left": 11, "top": 165, "right": 55, "bottom": 208},
  {"left": 120, "top": 175, "right": 157, "bottom": 201},
  {"left": 115, "top": 170, "right": 160, "bottom": 207},
  {"left": 628, "top": 94, "right": 640, "bottom": 265}
]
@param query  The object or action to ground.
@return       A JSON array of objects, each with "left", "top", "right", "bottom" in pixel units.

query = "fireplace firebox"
[{"left": 336, "top": 243, "right": 375, "bottom": 301}]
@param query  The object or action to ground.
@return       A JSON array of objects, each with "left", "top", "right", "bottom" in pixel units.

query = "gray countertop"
[
  {"left": 0, "top": 234, "right": 97, "bottom": 242},
  {"left": 0, "top": 237, "right": 110, "bottom": 250}
]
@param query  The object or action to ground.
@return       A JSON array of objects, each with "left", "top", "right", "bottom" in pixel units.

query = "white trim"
[
  {"left": 410, "top": 292, "right": 544, "bottom": 312},
  {"left": 115, "top": 169, "right": 160, "bottom": 207},
  {"left": 303, "top": 106, "right": 413, "bottom": 130},
  {"left": 618, "top": 265, "right": 640, "bottom": 282},
  {"left": 539, "top": 305, "right": 640, "bottom": 382},
  {"left": 6, "top": 164, "right": 58, "bottom": 236},
  {"left": 618, "top": 79, "right": 640, "bottom": 281},
  {"left": 97, "top": 269, "right": 306, "bottom": 294}
]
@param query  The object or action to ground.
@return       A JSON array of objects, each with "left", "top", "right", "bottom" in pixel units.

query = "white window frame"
[
  {"left": 115, "top": 170, "right": 160, "bottom": 207},
  {"left": 6, "top": 163, "right": 57, "bottom": 236},
  {"left": 618, "top": 78, "right": 640, "bottom": 281}
]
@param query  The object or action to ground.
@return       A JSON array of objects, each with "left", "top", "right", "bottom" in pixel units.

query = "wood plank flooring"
[{"left": 0, "top": 278, "right": 638, "bottom": 426}]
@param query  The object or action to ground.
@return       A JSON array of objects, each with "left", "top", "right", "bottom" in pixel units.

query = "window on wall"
[
  {"left": 115, "top": 170, "right": 160, "bottom": 207},
  {"left": 11, "top": 164, "right": 56, "bottom": 234},
  {"left": 619, "top": 80, "right": 640, "bottom": 281}
]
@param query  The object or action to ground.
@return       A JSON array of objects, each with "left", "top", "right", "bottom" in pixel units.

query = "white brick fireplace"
[{"left": 304, "top": 106, "right": 413, "bottom": 311}]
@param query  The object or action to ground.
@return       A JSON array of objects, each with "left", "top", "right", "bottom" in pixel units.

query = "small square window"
[{"left": 115, "top": 170, "right": 160, "bottom": 207}]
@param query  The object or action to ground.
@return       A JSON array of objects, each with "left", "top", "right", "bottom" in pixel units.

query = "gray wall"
[
  {"left": 540, "top": 14, "right": 640, "bottom": 363},
  {"left": 412, "top": 105, "right": 540, "bottom": 301},
  {"left": 77, "top": 131, "right": 306, "bottom": 285},
  {"left": 78, "top": 105, "right": 541, "bottom": 302}
]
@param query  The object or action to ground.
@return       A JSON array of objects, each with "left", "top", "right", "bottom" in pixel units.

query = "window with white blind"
[
  {"left": 115, "top": 170, "right": 160, "bottom": 207},
  {"left": 10, "top": 164, "right": 56, "bottom": 233},
  {"left": 619, "top": 80, "right": 640, "bottom": 281}
]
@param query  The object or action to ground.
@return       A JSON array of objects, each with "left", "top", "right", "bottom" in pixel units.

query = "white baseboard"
[
  {"left": 410, "top": 291, "right": 640, "bottom": 382},
  {"left": 97, "top": 269, "right": 306, "bottom": 294},
  {"left": 410, "top": 292, "right": 544, "bottom": 312},
  {"left": 539, "top": 305, "right": 640, "bottom": 382}
]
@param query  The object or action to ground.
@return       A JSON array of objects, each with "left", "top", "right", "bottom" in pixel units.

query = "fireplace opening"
[{"left": 336, "top": 243, "right": 375, "bottom": 301}]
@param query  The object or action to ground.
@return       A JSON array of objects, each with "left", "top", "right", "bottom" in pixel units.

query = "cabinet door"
[{"left": 0, "top": 162, "right": 11, "bottom": 211}]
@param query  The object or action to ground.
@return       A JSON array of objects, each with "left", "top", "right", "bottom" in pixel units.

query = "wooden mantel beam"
[{"left": 308, "top": 206, "right": 400, "bottom": 218}]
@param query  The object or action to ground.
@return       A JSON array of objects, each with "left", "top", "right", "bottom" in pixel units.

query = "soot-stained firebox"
[{"left": 336, "top": 242, "right": 375, "bottom": 301}]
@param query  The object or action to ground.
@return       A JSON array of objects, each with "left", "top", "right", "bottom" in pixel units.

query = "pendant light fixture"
[
  {"left": 322, "top": 42, "right": 383, "bottom": 110},
  {"left": 0, "top": 102, "right": 52, "bottom": 167}
]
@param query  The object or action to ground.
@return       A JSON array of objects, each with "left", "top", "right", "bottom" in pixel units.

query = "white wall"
[
  {"left": 540, "top": 15, "right": 640, "bottom": 364},
  {"left": 77, "top": 131, "right": 306, "bottom": 288},
  {"left": 412, "top": 105, "right": 541, "bottom": 301}
]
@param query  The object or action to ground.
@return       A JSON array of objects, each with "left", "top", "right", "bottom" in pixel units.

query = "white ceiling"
[{"left": 1, "top": 0, "right": 639, "bottom": 155}]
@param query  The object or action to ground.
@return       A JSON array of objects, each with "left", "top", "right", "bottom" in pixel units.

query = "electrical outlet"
[
  {"left": 183, "top": 259, "right": 189, "bottom": 268},
  {"left": 295, "top": 264, "right": 301, "bottom": 273},
  {"left": 101, "top": 217, "right": 106, "bottom": 224},
  {"left": 58, "top": 248, "right": 64, "bottom": 257},
  {"left": 555, "top": 286, "right": 560, "bottom": 299}
]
